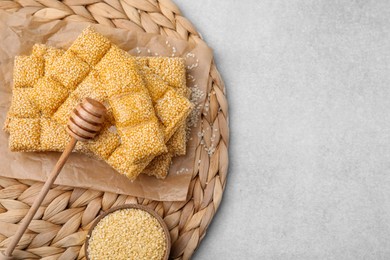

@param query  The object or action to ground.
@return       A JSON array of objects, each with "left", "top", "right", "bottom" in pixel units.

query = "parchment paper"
[{"left": 0, "top": 11, "right": 212, "bottom": 201}]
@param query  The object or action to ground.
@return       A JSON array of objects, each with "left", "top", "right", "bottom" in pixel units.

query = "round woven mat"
[{"left": 0, "top": 0, "right": 228, "bottom": 259}]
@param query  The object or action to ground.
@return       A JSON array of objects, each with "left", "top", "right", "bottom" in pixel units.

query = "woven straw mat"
[{"left": 0, "top": 0, "right": 229, "bottom": 259}]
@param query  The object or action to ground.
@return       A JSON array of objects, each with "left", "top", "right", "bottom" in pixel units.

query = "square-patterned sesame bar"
[
  {"left": 46, "top": 50, "right": 90, "bottom": 90},
  {"left": 79, "top": 125, "right": 121, "bottom": 160},
  {"left": 138, "top": 57, "right": 190, "bottom": 156},
  {"left": 109, "top": 91, "right": 155, "bottom": 128},
  {"left": 32, "top": 44, "right": 65, "bottom": 73},
  {"left": 69, "top": 26, "right": 111, "bottom": 66},
  {"left": 95, "top": 45, "right": 144, "bottom": 98},
  {"left": 154, "top": 89, "right": 192, "bottom": 141},
  {"left": 28, "top": 77, "right": 69, "bottom": 116},
  {"left": 9, "top": 88, "right": 40, "bottom": 118},
  {"left": 117, "top": 120, "right": 167, "bottom": 164},
  {"left": 142, "top": 153, "right": 173, "bottom": 179},
  {"left": 13, "top": 56, "right": 44, "bottom": 88},
  {"left": 40, "top": 118, "right": 70, "bottom": 151},
  {"left": 9, "top": 118, "right": 40, "bottom": 151}
]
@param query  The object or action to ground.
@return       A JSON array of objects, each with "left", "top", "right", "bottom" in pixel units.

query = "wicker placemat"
[{"left": 0, "top": 0, "right": 229, "bottom": 259}]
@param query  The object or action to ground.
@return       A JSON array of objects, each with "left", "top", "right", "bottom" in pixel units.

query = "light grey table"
[{"left": 174, "top": 1, "right": 390, "bottom": 259}]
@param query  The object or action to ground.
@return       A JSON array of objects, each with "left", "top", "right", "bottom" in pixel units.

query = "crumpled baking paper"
[{"left": 0, "top": 11, "right": 212, "bottom": 201}]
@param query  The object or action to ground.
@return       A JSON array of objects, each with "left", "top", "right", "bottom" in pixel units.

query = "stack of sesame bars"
[{"left": 3, "top": 27, "right": 193, "bottom": 180}]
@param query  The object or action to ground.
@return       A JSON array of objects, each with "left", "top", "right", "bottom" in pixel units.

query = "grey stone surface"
[{"left": 174, "top": 1, "right": 390, "bottom": 259}]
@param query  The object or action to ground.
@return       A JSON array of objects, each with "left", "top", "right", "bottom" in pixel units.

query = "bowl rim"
[{"left": 84, "top": 203, "right": 171, "bottom": 260}]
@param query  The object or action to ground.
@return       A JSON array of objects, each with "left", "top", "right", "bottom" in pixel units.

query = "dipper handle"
[{"left": 2, "top": 98, "right": 106, "bottom": 258}]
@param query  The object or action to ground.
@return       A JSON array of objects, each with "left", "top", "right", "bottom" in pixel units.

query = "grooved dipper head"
[{"left": 67, "top": 98, "right": 106, "bottom": 141}]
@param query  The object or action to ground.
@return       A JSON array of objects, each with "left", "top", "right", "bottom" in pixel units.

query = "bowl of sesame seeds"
[{"left": 85, "top": 204, "right": 171, "bottom": 260}]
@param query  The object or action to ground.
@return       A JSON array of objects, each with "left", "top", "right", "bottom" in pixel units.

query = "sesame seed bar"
[
  {"left": 28, "top": 77, "right": 69, "bottom": 116},
  {"left": 46, "top": 50, "right": 90, "bottom": 90},
  {"left": 139, "top": 66, "right": 192, "bottom": 142},
  {"left": 136, "top": 57, "right": 191, "bottom": 178},
  {"left": 142, "top": 152, "right": 173, "bottom": 179},
  {"left": 137, "top": 65, "right": 192, "bottom": 179},
  {"left": 138, "top": 57, "right": 190, "bottom": 156},
  {"left": 4, "top": 45, "right": 64, "bottom": 133},
  {"left": 68, "top": 26, "right": 111, "bottom": 66},
  {"left": 13, "top": 55, "right": 44, "bottom": 88},
  {"left": 32, "top": 44, "right": 65, "bottom": 73},
  {"left": 40, "top": 118, "right": 70, "bottom": 151},
  {"left": 9, "top": 88, "right": 39, "bottom": 118},
  {"left": 83, "top": 125, "right": 120, "bottom": 160},
  {"left": 146, "top": 57, "right": 188, "bottom": 96},
  {"left": 9, "top": 118, "right": 40, "bottom": 151}
]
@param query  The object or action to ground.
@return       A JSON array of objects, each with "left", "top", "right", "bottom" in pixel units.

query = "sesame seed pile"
[
  {"left": 87, "top": 208, "right": 167, "bottom": 260},
  {"left": 4, "top": 26, "right": 193, "bottom": 180}
]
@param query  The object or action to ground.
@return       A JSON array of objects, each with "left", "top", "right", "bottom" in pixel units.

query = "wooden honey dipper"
[{"left": 1, "top": 98, "right": 106, "bottom": 259}]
